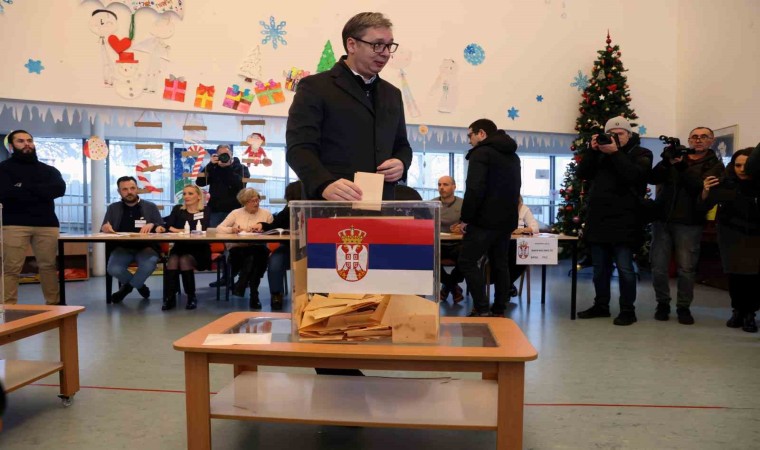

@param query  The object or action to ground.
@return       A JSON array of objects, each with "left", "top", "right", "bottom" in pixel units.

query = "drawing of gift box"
[
  {"left": 237, "top": 88, "right": 254, "bottom": 113},
  {"left": 284, "top": 67, "right": 310, "bottom": 92},
  {"left": 163, "top": 75, "right": 187, "bottom": 102},
  {"left": 194, "top": 84, "right": 215, "bottom": 110},
  {"left": 223, "top": 85, "right": 243, "bottom": 110},
  {"left": 254, "top": 80, "right": 286, "bottom": 107}
]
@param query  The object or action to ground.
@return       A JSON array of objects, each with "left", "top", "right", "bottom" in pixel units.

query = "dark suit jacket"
[{"left": 286, "top": 59, "right": 413, "bottom": 200}]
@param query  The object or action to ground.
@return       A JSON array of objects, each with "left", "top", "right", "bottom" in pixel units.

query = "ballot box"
[{"left": 288, "top": 200, "right": 441, "bottom": 344}]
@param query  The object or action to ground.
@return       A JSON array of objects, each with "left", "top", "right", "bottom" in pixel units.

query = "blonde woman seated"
[
  {"left": 217, "top": 188, "right": 273, "bottom": 309},
  {"left": 163, "top": 185, "right": 211, "bottom": 311}
]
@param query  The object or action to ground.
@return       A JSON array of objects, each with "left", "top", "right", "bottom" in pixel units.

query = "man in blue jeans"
[
  {"left": 648, "top": 127, "right": 724, "bottom": 324},
  {"left": 576, "top": 117, "right": 653, "bottom": 326},
  {"left": 101, "top": 176, "right": 166, "bottom": 303}
]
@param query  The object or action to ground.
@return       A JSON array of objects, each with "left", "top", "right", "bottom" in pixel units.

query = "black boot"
[
  {"left": 271, "top": 293, "right": 284, "bottom": 311},
  {"left": 162, "top": 269, "right": 179, "bottom": 311},
  {"left": 181, "top": 270, "right": 197, "bottom": 310},
  {"left": 249, "top": 273, "right": 262, "bottom": 309},
  {"left": 233, "top": 258, "right": 253, "bottom": 297},
  {"left": 726, "top": 310, "right": 744, "bottom": 328},
  {"left": 742, "top": 313, "right": 758, "bottom": 333}
]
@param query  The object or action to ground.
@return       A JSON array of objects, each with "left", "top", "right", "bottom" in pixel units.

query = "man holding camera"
[
  {"left": 196, "top": 144, "right": 250, "bottom": 227},
  {"left": 648, "top": 127, "right": 724, "bottom": 324},
  {"left": 576, "top": 116, "right": 653, "bottom": 326}
]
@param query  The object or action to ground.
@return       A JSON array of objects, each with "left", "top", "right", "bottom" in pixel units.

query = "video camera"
[
  {"left": 659, "top": 135, "right": 695, "bottom": 160},
  {"left": 596, "top": 133, "right": 620, "bottom": 147}
]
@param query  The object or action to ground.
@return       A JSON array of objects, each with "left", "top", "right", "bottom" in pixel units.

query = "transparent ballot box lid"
[{"left": 288, "top": 200, "right": 441, "bottom": 344}]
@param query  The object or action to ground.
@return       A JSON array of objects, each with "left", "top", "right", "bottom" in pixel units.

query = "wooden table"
[
  {"left": 173, "top": 312, "right": 537, "bottom": 450},
  {"left": 57, "top": 232, "right": 289, "bottom": 305},
  {"left": 443, "top": 233, "right": 580, "bottom": 319},
  {"left": 0, "top": 305, "right": 85, "bottom": 431}
]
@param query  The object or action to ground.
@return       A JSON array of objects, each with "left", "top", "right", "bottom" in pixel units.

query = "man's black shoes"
[
  {"left": 577, "top": 305, "right": 611, "bottom": 319},
  {"left": 613, "top": 311, "right": 637, "bottom": 326}
]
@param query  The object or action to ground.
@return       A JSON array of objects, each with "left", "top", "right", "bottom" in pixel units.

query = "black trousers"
[
  {"left": 458, "top": 225, "right": 510, "bottom": 313},
  {"left": 728, "top": 273, "right": 760, "bottom": 313}
]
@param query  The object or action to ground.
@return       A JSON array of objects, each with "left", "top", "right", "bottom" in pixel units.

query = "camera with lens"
[
  {"left": 217, "top": 153, "right": 231, "bottom": 164},
  {"left": 659, "top": 135, "right": 695, "bottom": 160},
  {"left": 596, "top": 133, "right": 620, "bottom": 147}
]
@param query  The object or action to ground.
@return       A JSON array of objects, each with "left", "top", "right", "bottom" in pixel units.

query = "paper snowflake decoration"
[
  {"left": 0, "top": 0, "right": 12, "bottom": 14},
  {"left": 570, "top": 70, "right": 589, "bottom": 91},
  {"left": 24, "top": 59, "right": 44, "bottom": 74},
  {"left": 260, "top": 16, "right": 287, "bottom": 49},
  {"left": 536, "top": 95, "right": 544, "bottom": 102},
  {"left": 507, "top": 107, "right": 520, "bottom": 120},
  {"left": 463, "top": 43, "right": 485, "bottom": 65},
  {"left": 638, "top": 125, "right": 647, "bottom": 136}
]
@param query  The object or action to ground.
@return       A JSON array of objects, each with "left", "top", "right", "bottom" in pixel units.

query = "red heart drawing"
[{"left": 108, "top": 35, "right": 132, "bottom": 54}]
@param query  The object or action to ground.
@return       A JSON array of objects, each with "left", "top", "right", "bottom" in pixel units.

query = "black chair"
[{"left": 394, "top": 184, "right": 423, "bottom": 200}]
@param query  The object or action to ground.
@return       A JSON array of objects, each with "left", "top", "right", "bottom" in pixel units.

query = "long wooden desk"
[
  {"left": 173, "top": 312, "right": 537, "bottom": 450},
  {"left": 0, "top": 305, "right": 84, "bottom": 431},
  {"left": 56, "top": 232, "right": 289, "bottom": 305},
  {"left": 442, "top": 233, "right": 580, "bottom": 320}
]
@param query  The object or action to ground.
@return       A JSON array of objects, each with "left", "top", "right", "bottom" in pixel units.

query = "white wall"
[
  {"left": 676, "top": 0, "right": 760, "bottom": 148},
  {"left": 0, "top": 0, "right": 680, "bottom": 135}
]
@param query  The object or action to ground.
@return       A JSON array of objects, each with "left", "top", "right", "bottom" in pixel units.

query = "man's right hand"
[
  {"left": 210, "top": 154, "right": 219, "bottom": 165},
  {"left": 101, "top": 222, "right": 114, "bottom": 233},
  {"left": 322, "top": 179, "right": 362, "bottom": 201}
]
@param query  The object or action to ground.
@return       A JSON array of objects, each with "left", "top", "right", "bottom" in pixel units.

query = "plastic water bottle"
[
  {"left": 196, "top": 220, "right": 203, "bottom": 233},
  {"left": 184, "top": 221, "right": 190, "bottom": 234}
]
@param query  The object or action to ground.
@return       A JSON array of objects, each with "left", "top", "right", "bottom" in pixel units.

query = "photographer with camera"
[
  {"left": 576, "top": 116, "right": 653, "bottom": 326},
  {"left": 647, "top": 127, "right": 724, "bottom": 325},
  {"left": 196, "top": 144, "right": 250, "bottom": 227}
]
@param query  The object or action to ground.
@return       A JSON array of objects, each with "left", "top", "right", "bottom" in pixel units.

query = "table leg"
[
  {"left": 233, "top": 364, "right": 257, "bottom": 377},
  {"left": 58, "top": 240, "right": 67, "bottom": 305},
  {"left": 541, "top": 266, "right": 547, "bottom": 305},
  {"left": 571, "top": 240, "right": 578, "bottom": 320},
  {"left": 59, "top": 316, "right": 80, "bottom": 397},
  {"left": 496, "top": 362, "right": 525, "bottom": 450},
  {"left": 185, "top": 353, "right": 211, "bottom": 450}
]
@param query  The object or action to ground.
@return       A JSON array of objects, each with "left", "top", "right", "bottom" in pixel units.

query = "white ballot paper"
[
  {"left": 353, "top": 171, "right": 384, "bottom": 211},
  {"left": 202, "top": 333, "right": 272, "bottom": 345}
]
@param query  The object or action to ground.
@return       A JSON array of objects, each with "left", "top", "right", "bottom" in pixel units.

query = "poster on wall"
[{"left": 713, "top": 125, "right": 738, "bottom": 164}]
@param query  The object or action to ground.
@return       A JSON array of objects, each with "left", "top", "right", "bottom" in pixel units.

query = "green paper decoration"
[{"left": 317, "top": 40, "right": 336, "bottom": 73}]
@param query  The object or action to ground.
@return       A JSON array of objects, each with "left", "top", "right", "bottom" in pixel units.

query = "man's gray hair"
[{"left": 342, "top": 12, "right": 393, "bottom": 52}]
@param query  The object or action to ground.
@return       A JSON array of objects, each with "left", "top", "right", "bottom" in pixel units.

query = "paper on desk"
[
  {"left": 202, "top": 333, "right": 272, "bottom": 345},
  {"left": 353, "top": 171, "right": 384, "bottom": 211}
]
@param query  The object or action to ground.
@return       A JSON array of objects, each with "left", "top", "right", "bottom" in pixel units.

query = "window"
[
  {"left": 108, "top": 141, "right": 173, "bottom": 214},
  {"left": 35, "top": 137, "right": 89, "bottom": 233}
]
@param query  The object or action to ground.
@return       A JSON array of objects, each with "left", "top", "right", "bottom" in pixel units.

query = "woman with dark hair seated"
[
  {"left": 217, "top": 188, "right": 273, "bottom": 309},
  {"left": 163, "top": 185, "right": 211, "bottom": 310},
  {"left": 701, "top": 147, "right": 760, "bottom": 332},
  {"left": 251, "top": 181, "right": 302, "bottom": 311}
]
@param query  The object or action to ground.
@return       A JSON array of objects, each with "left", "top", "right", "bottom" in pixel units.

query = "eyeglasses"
[
  {"left": 467, "top": 132, "right": 475, "bottom": 139},
  {"left": 689, "top": 134, "right": 713, "bottom": 141},
  {"left": 352, "top": 37, "right": 399, "bottom": 54},
  {"left": 246, "top": 198, "right": 260, "bottom": 203}
]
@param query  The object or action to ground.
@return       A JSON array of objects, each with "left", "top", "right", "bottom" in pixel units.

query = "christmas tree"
[
  {"left": 317, "top": 40, "right": 336, "bottom": 73},
  {"left": 553, "top": 31, "right": 644, "bottom": 256},
  {"left": 239, "top": 46, "right": 263, "bottom": 83}
]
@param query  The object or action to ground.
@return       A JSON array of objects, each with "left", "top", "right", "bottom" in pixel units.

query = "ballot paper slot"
[
  {"left": 212, "top": 371, "right": 497, "bottom": 428},
  {"left": 289, "top": 201, "right": 441, "bottom": 344}
]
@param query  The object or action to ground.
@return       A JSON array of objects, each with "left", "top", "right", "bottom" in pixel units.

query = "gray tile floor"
[{"left": 1, "top": 263, "right": 758, "bottom": 450}]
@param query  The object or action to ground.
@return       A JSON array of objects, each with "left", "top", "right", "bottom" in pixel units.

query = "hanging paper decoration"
[
  {"left": 237, "top": 88, "right": 255, "bottom": 113},
  {"left": 91, "top": 1, "right": 184, "bottom": 19},
  {"left": 463, "top": 43, "right": 486, "bottom": 66},
  {"left": 108, "top": 35, "right": 132, "bottom": 54},
  {"left": 284, "top": 67, "right": 310, "bottom": 92},
  {"left": 239, "top": 46, "right": 263, "bottom": 83},
  {"left": 317, "top": 40, "right": 336, "bottom": 73},
  {"left": 135, "top": 159, "right": 163, "bottom": 193},
  {"left": 114, "top": 52, "right": 144, "bottom": 99},
  {"left": 222, "top": 85, "right": 255, "bottom": 113},
  {"left": 418, "top": 125, "right": 429, "bottom": 136},
  {"left": 0, "top": 0, "right": 15, "bottom": 14},
  {"left": 89, "top": 9, "right": 119, "bottom": 86},
  {"left": 254, "top": 80, "right": 285, "bottom": 107},
  {"left": 243, "top": 133, "right": 272, "bottom": 167},
  {"left": 163, "top": 74, "right": 186, "bottom": 102},
  {"left": 388, "top": 48, "right": 420, "bottom": 118},
  {"left": 84, "top": 135, "right": 109, "bottom": 160},
  {"left": 132, "top": 15, "right": 175, "bottom": 94},
  {"left": 24, "top": 59, "right": 44, "bottom": 74},
  {"left": 260, "top": 16, "right": 287, "bottom": 49},
  {"left": 194, "top": 84, "right": 215, "bottom": 110}
]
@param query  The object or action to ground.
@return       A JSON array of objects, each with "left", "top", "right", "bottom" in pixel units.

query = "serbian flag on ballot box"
[{"left": 307, "top": 218, "right": 435, "bottom": 295}]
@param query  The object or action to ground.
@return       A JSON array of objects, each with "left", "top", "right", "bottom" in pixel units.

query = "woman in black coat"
[
  {"left": 702, "top": 147, "right": 760, "bottom": 332},
  {"left": 162, "top": 185, "right": 211, "bottom": 311}
]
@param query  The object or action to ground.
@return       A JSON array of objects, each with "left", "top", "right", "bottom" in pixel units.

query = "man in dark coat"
[
  {"left": 196, "top": 144, "right": 250, "bottom": 227},
  {"left": 286, "top": 12, "right": 412, "bottom": 201},
  {"left": 648, "top": 127, "right": 724, "bottom": 325},
  {"left": 457, "top": 119, "right": 521, "bottom": 317},
  {"left": 576, "top": 116, "right": 653, "bottom": 326}
]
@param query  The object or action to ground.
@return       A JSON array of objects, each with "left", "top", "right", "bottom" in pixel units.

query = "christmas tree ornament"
[
  {"left": 572, "top": 216, "right": 580, "bottom": 224},
  {"left": 566, "top": 205, "right": 573, "bottom": 211},
  {"left": 567, "top": 186, "right": 573, "bottom": 193}
]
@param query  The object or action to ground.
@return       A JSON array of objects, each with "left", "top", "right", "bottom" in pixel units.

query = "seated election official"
[
  {"left": 217, "top": 188, "right": 273, "bottom": 309},
  {"left": 162, "top": 185, "right": 211, "bottom": 311},
  {"left": 101, "top": 176, "right": 166, "bottom": 304}
]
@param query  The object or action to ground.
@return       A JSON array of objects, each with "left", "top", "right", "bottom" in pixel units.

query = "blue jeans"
[
  {"left": 267, "top": 244, "right": 289, "bottom": 295},
  {"left": 107, "top": 247, "right": 159, "bottom": 289},
  {"left": 650, "top": 221, "right": 703, "bottom": 309},
  {"left": 590, "top": 243, "right": 637, "bottom": 312}
]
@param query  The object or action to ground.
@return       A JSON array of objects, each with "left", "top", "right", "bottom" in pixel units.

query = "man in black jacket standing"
[
  {"left": 576, "top": 116, "right": 653, "bottom": 326},
  {"left": 196, "top": 144, "right": 250, "bottom": 227},
  {"left": 286, "top": 11, "right": 412, "bottom": 201},
  {"left": 0, "top": 130, "right": 66, "bottom": 305},
  {"left": 457, "top": 119, "right": 521, "bottom": 317},
  {"left": 648, "top": 127, "right": 724, "bottom": 325}
]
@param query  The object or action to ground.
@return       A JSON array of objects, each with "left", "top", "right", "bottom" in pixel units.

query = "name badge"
[
  {"left": 134, "top": 219, "right": 147, "bottom": 228},
  {"left": 193, "top": 212, "right": 204, "bottom": 220}
]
